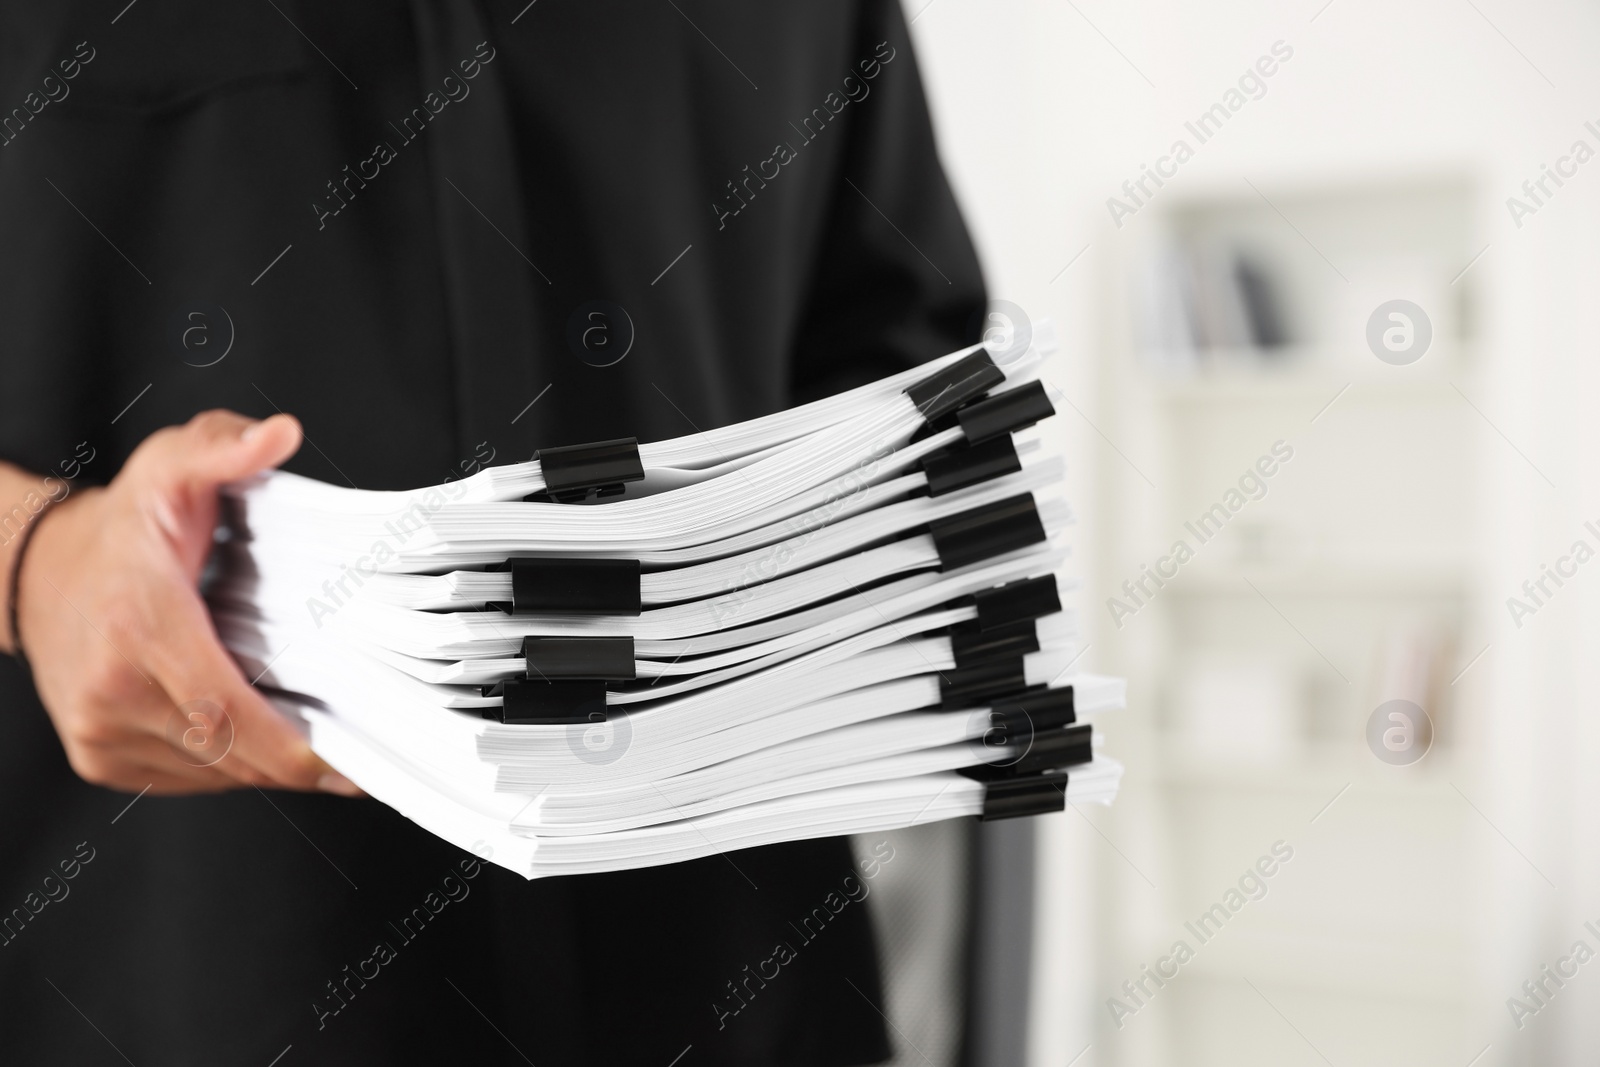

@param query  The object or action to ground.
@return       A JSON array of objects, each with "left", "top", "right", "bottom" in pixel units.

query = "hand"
[{"left": 13, "top": 410, "right": 362, "bottom": 796}]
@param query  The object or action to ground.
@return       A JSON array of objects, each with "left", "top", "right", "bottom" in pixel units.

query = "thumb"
[{"left": 133, "top": 410, "right": 303, "bottom": 492}]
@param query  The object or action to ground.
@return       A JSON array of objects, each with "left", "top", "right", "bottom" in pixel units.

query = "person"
[{"left": 0, "top": 2, "right": 985, "bottom": 1063}]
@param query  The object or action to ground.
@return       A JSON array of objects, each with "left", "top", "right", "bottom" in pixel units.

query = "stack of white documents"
[{"left": 209, "top": 328, "right": 1125, "bottom": 878}]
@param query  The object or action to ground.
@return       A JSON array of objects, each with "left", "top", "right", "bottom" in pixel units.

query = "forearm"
[{"left": 0, "top": 459, "right": 73, "bottom": 655}]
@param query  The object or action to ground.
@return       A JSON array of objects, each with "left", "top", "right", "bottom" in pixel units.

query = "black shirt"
[{"left": 0, "top": 2, "right": 985, "bottom": 1064}]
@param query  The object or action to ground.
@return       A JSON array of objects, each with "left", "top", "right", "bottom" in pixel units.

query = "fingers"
[
  {"left": 140, "top": 585, "right": 356, "bottom": 794},
  {"left": 129, "top": 410, "right": 303, "bottom": 493},
  {"left": 55, "top": 691, "right": 242, "bottom": 794},
  {"left": 63, "top": 680, "right": 353, "bottom": 795},
  {"left": 68, "top": 735, "right": 242, "bottom": 795}
]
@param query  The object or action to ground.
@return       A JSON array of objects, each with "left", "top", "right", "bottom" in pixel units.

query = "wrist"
[{"left": 5, "top": 487, "right": 91, "bottom": 663}]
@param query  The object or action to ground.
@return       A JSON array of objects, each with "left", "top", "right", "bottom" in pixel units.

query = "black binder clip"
[
  {"left": 968, "top": 694, "right": 1082, "bottom": 780},
  {"left": 480, "top": 635, "right": 635, "bottom": 725},
  {"left": 521, "top": 635, "right": 635, "bottom": 681},
  {"left": 956, "top": 380, "right": 1055, "bottom": 445},
  {"left": 481, "top": 679, "right": 609, "bottom": 725},
  {"left": 530, "top": 437, "right": 645, "bottom": 503},
  {"left": 949, "top": 618, "right": 1040, "bottom": 671},
  {"left": 906, "top": 350, "right": 1006, "bottom": 424},
  {"left": 499, "top": 557, "right": 642, "bottom": 615},
  {"left": 966, "top": 696, "right": 1092, "bottom": 778},
  {"left": 939, "top": 657, "right": 1041, "bottom": 708},
  {"left": 928, "top": 493, "right": 1046, "bottom": 571},
  {"left": 972, "top": 574, "right": 1060, "bottom": 631},
  {"left": 976, "top": 775, "right": 1067, "bottom": 821},
  {"left": 921, "top": 435, "right": 1022, "bottom": 498},
  {"left": 999, "top": 723, "right": 1093, "bottom": 776},
  {"left": 988, "top": 685, "right": 1076, "bottom": 737}
]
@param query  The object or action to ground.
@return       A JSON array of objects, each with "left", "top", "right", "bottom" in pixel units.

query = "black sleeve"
[
  {"left": 789, "top": 0, "right": 987, "bottom": 404},
  {"left": 0, "top": 8, "right": 108, "bottom": 476}
]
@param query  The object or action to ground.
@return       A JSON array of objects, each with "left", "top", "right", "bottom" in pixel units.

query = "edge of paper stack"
[{"left": 210, "top": 323, "right": 1126, "bottom": 878}]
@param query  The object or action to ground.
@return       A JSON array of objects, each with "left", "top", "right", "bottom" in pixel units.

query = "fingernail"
[{"left": 318, "top": 772, "right": 363, "bottom": 797}]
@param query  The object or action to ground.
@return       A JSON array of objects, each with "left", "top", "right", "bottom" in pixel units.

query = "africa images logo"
[
  {"left": 566, "top": 301, "right": 634, "bottom": 367},
  {"left": 171, "top": 303, "right": 235, "bottom": 368}
]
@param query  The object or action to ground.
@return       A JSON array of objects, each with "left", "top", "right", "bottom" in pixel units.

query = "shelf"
[
  {"left": 1177, "top": 928, "right": 1476, "bottom": 1005},
  {"left": 1142, "top": 346, "right": 1479, "bottom": 405},
  {"left": 1165, "top": 560, "right": 1474, "bottom": 597},
  {"left": 1149, "top": 735, "right": 1463, "bottom": 793},
  {"left": 1090, "top": 170, "right": 1493, "bottom": 1064}
]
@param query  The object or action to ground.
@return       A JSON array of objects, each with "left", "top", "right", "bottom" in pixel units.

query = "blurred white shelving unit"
[{"left": 1093, "top": 175, "right": 1491, "bottom": 1067}]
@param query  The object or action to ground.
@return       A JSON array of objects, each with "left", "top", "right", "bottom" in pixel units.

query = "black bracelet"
[{"left": 6, "top": 497, "right": 60, "bottom": 675}]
